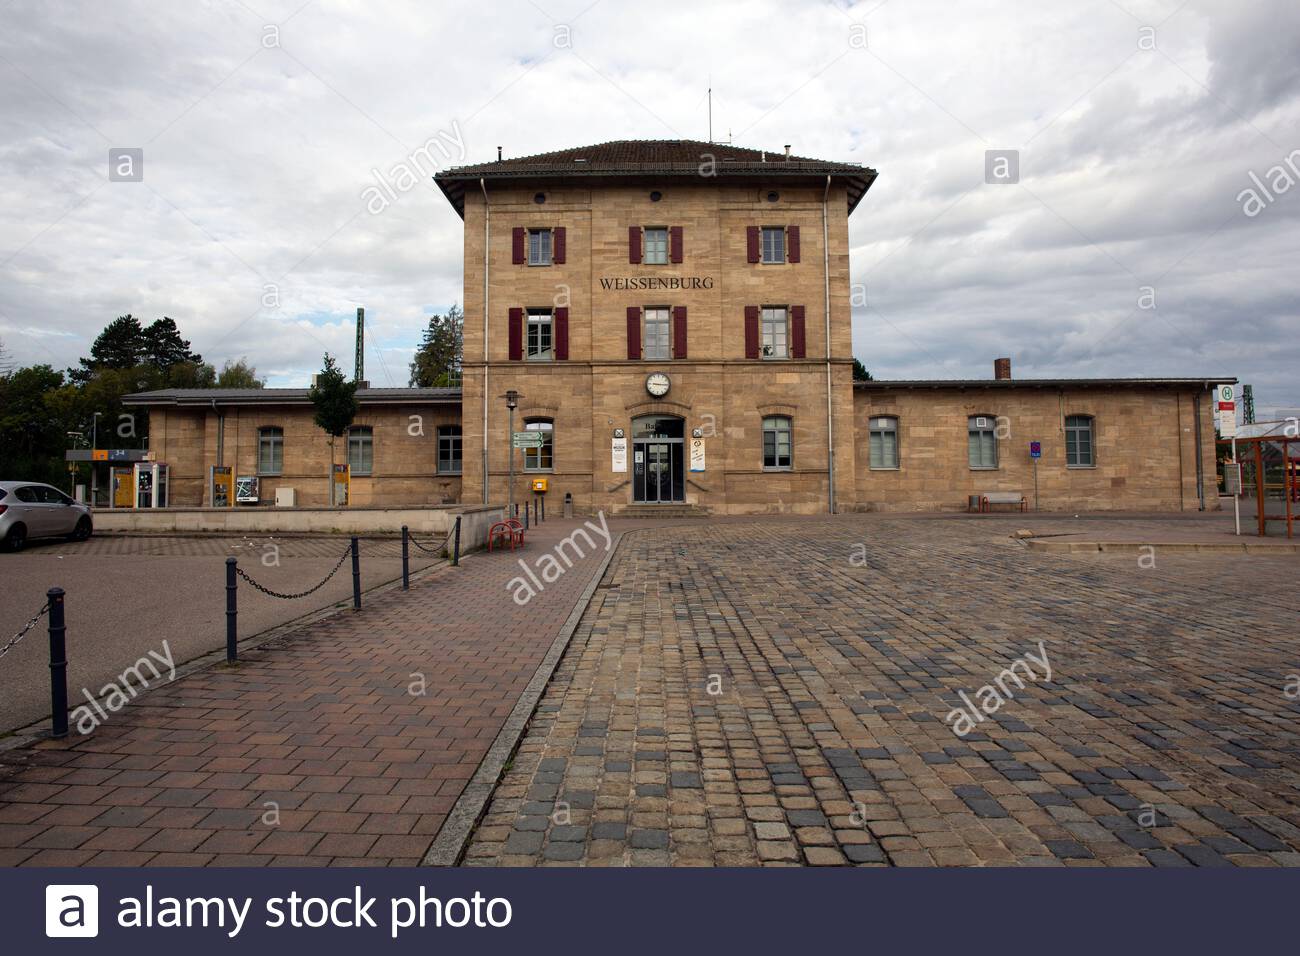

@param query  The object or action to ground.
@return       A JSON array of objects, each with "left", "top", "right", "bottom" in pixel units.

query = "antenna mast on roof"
[{"left": 708, "top": 86, "right": 712, "bottom": 144}]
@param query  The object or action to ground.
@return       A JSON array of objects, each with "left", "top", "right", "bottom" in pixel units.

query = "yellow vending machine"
[
  {"left": 209, "top": 466, "right": 234, "bottom": 508},
  {"left": 111, "top": 466, "right": 134, "bottom": 508}
]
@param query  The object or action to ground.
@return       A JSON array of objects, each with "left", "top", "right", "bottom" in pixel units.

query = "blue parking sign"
[{"left": 1029, "top": 441, "right": 1042, "bottom": 459}]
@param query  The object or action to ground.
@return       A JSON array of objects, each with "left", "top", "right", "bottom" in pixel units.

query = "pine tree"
[{"left": 408, "top": 304, "right": 463, "bottom": 387}]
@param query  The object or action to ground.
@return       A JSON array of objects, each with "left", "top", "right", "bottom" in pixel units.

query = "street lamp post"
[
  {"left": 505, "top": 390, "right": 519, "bottom": 518},
  {"left": 91, "top": 412, "right": 102, "bottom": 506}
]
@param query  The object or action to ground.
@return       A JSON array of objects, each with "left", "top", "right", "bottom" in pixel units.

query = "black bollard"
[
  {"left": 524, "top": 503, "right": 530, "bottom": 530},
  {"left": 401, "top": 526, "right": 410, "bottom": 590},
  {"left": 541, "top": 495, "right": 545, "bottom": 521},
  {"left": 47, "top": 587, "right": 68, "bottom": 738},
  {"left": 351, "top": 537, "right": 361, "bottom": 610},
  {"left": 452, "top": 516, "right": 462, "bottom": 567},
  {"left": 225, "top": 557, "right": 238, "bottom": 663}
]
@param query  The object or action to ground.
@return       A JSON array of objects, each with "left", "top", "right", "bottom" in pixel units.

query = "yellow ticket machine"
[
  {"left": 111, "top": 466, "right": 134, "bottom": 508},
  {"left": 209, "top": 465, "right": 234, "bottom": 508}
]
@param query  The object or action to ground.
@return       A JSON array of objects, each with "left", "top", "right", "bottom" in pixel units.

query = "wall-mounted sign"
[
  {"left": 1029, "top": 441, "right": 1042, "bottom": 459},
  {"left": 599, "top": 276, "right": 714, "bottom": 291},
  {"left": 235, "top": 475, "right": 259, "bottom": 503},
  {"left": 690, "top": 438, "right": 706, "bottom": 472},
  {"left": 512, "top": 431, "right": 545, "bottom": 448},
  {"left": 612, "top": 436, "right": 627, "bottom": 473}
]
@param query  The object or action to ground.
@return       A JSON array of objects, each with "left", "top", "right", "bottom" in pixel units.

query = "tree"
[
  {"left": 309, "top": 354, "right": 358, "bottom": 504},
  {"left": 73, "top": 314, "right": 146, "bottom": 381},
  {"left": 142, "top": 317, "right": 202, "bottom": 368},
  {"left": 0, "top": 365, "right": 69, "bottom": 485},
  {"left": 409, "top": 304, "right": 463, "bottom": 387},
  {"left": 853, "top": 358, "right": 873, "bottom": 382},
  {"left": 215, "top": 358, "right": 265, "bottom": 388}
]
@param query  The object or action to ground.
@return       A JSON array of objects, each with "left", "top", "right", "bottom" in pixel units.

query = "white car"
[{"left": 0, "top": 481, "right": 94, "bottom": 551}]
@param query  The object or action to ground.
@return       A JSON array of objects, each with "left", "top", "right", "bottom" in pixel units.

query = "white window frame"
[
  {"left": 523, "top": 419, "right": 554, "bottom": 472},
  {"left": 527, "top": 228, "right": 552, "bottom": 266},
  {"left": 643, "top": 306, "right": 671, "bottom": 361},
  {"left": 437, "top": 425, "right": 462, "bottom": 474},
  {"left": 257, "top": 427, "right": 283, "bottom": 476},
  {"left": 526, "top": 309, "right": 554, "bottom": 361},
  {"left": 761, "top": 226, "right": 785, "bottom": 264},
  {"left": 760, "top": 306, "right": 789, "bottom": 359},
  {"left": 643, "top": 227, "right": 669, "bottom": 265}
]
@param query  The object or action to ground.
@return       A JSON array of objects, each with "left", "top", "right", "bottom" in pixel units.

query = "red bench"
[{"left": 488, "top": 518, "right": 526, "bottom": 552}]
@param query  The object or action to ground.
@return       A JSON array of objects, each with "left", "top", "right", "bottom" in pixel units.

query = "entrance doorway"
[{"left": 632, "top": 415, "right": 685, "bottom": 504}]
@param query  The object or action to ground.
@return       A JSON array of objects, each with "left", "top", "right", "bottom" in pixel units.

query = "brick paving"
[
  {"left": 0, "top": 517, "right": 622, "bottom": 866},
  {"left": 464, "top": 515, "right": 1300, "bottom": 867}
]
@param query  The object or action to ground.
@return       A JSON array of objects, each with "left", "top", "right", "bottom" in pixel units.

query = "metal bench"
[
  {"left": 980, "top": 492, "right": 1026, "bottom": 513},
  {"left": 488, "top": 518, "right": 526, "bottom": 552}
]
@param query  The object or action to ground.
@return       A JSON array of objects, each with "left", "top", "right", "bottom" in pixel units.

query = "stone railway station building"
[{"left": 126, "top": 140, "right": 1227, "bottom": 515}]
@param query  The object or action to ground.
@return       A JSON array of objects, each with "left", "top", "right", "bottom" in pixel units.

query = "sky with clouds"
[{"left": 1, "top": 0, "right": 1297, "bottom": 416}]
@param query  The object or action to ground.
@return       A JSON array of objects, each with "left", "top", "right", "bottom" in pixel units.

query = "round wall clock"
[{"left": 645, "top": 372, "right": 670, "bottom": 397}]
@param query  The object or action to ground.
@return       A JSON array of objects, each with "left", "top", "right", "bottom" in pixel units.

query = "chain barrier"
[
  {"left": 408, "top": 529, "right": 452, "bottom": 556},
  {"left": 0, "top": 601, "right": 49, "bottom": 660},
  {"left": 234, "top": 543, "right": 353, "bottom": 599}
]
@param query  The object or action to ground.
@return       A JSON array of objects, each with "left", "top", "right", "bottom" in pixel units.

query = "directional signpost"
[
  {"left": 1218, "top": 384, "right": 1240, "bottom": 535},
  {"left": 1029, "top": 441, "right": 1041, "bottom": 511},
  {"left": 512, "top": 431, "right": 545, "bottom": 449}
]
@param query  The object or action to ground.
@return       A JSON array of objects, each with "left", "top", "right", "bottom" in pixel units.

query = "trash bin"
[{"left": 563, "top": 492, "right": 573, "bottom": 519}]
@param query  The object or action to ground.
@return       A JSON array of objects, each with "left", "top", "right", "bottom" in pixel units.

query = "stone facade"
[
  {"left": 853, "top": 384, "right": 1219, "bottom": 512},
  {"left": 136, "top": 397, "right": 462, "bottom": 508},
  {"left": 457, "top": 180, "right": 859, "bottom": 515}
]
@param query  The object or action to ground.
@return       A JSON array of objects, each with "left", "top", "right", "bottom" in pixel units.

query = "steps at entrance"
[{"left": 617, "top": 504, "right": 711, "bottom": 519}]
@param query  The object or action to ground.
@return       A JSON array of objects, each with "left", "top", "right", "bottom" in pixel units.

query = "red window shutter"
[
  {"left": 511, "top": 227, "right": 525, "bottom": 265},
  {"left": 787, "top": 225, "right": 800, "bottom": 263},
  {"left": 554, "top": 307, "right": 569, "bottom": 360},
  {"left": 626, "top": 306, "right": 641, "bottom": 360},
  {"left": 553, "top": 226, "right": 566, "bottom": 264},
  {"left": 791, "top": 305, "right": 807, "bottom": 358},
  {"left": 508, "top": 308, "right": 523, "bottom": 360},
  {"left": 746, "top": 226, "right": 760, "bottom": 263},
  {"left": 744, "top": 306, "right": 760, "bottom": 359},
  {"left": 672, "top": 306, "right": 687, "bottom": 359},
  {"left": 669, "top": 226, "right": 683, "bottom": 263},
  {"left": 629, "top": 225, "right": 642, "bottom": 264}
]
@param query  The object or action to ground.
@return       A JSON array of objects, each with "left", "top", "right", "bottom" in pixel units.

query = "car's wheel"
[
  {"left": 3, "top": 523, "right": 27, "bottom": 552},
  {"left": 68, "top": 516, "right": 92, "bottom": 542}
]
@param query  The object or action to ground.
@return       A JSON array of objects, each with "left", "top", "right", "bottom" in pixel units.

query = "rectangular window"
[
  {"left": 524, "top": 420, "right": 554, "bottom": 471},
  {"left": 763, "top": 416, "right": 793, "bottom": 469},
  {"left": 869, "top": 417, "right": 899, "bottom": 469},
  {"left": 438, "top": 425, "right": 463, "bottom": 474},
  {"left": 761, "top": 307, "right": 788, "bottom": 359},
  {"left": 1065, "top": 415, "right": 1095, "bottom": 467},
  {"left": 643, "top": 227, "right": 668, "bottom": 265},
  {"left": 528, "top": 228, "right": 552, "bottom": 266},
  {"left": 643, "top": 307, "right": 671, "bottom": 360},
  {"left": 761, "top": 226, "right": 785, "bottom": 264},
  {"left": 257, "top": 427, "right": 283, "bottom": 475},
  {"left": 968, "top": 416, "right": 998, "bottom": 469},
  {"left": 526, "top": 309, "right": 553, "bottom": 361},
  {"left": 347, "top": 426, "right": 373, "bottom": 476}
]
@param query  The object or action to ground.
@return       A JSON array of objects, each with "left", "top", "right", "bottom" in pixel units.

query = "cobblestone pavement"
[
  {"left": 464, "top": 515, "right": 1300, "bottom": 867},
  {"left": 0, "top": 518, "right": 623, "bottom": 866}
]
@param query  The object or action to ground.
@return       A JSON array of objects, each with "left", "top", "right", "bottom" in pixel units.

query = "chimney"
[
  {"left": 784, "top": 144, "right": 791, "bottom": 159},
  {"left": 497, "top": 146, "right": 503, "bottom": 161},
  {"left": 994, "top": 357, "right": 1012, "bottom": 380}
]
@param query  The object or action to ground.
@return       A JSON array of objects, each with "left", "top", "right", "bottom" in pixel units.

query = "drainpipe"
[
  {"left": 480, "top": 177, "right": 490, "bottom": 503},
  {"left": 822, "top": 174, "right": 835, "bottom": 514},
  {"left": 211, "top": 398, "right": 223, "bottom": 508},
  {"left": 1193, "top": 388, "right": 1205, "bottom": 511}
]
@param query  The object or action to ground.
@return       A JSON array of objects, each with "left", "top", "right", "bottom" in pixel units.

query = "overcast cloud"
[{"left": 1, "top": 0, "right": 1297, "bottom": 415}]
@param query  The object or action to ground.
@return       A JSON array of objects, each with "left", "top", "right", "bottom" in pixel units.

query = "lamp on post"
[{"left": 504, "top": 389, "right": 519, "bottom": 518}]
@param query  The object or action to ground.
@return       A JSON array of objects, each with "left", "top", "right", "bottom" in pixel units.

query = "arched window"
[
  {"left": 257, "top": 427, "right": 283, "bottom": 475},
  {"left": 347, "top": 426, "right": 373, "bottom": 475},
  {"left": 968, "top": 415, "right": 998, "bottom": 469},
  {"left": 524, "top": 419, "right": 553, "bottom": 471},
  {"left": 869, "top": 416, "right": 899, "bottom": 470},
  {"left": 1065, "top": 415, "right": 1095, "bottom": 467},
  {"left": 762, "top": 416, "right": 793, "bottom": 470}
]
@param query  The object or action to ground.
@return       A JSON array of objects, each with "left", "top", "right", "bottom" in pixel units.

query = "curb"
[
  {"left": 1024, "top": 539, "right": 1299, "bottom": 554},
  {"left": 420, "top": 531, "right": 628, "bottom": 867}
]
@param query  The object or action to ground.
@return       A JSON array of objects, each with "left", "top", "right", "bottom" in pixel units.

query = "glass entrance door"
[{"left": 632, "top": 415, "right": 685, "bottom": 504}]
